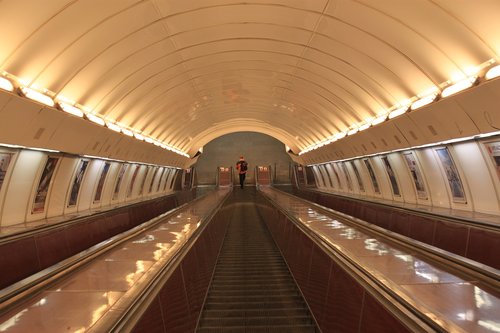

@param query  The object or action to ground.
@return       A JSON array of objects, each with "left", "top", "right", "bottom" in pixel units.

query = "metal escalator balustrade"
[
  {"left": 196, "top": 188, "right": 319, "bottom": 333},
  {"left": 259, "top": 186, "right": 500, "bottom": 333}
]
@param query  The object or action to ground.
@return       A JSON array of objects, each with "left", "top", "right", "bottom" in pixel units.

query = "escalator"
[{"left": 196, "top": 188, "right": 319, "bottom": 332}]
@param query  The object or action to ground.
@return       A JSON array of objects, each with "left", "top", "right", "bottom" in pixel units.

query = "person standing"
[{"left": 236, "top": 156, "right": 248, "bottom": 189}]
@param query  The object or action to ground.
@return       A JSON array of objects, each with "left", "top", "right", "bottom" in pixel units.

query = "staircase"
[{"left": 196, "top": 189, "right": 318, "bottom": 333}]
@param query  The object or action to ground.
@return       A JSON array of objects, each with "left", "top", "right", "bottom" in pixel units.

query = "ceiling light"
[
  {"left": 359, "top": 123, "right": 371, "bottom": 131},
  {"left": 441, "top": 76, "right": 477, "bottom": 98},
  {"left": 335, "top": 132, "right": 347, "bottom": 139},
  {"left": 106, "top": 122, "right": 121, "bottom": 132},
  {"left": 0, "top": 77, "right": 14, "bottom": 91},
  {"left": 347, "top": 128, "right": 358, "bottom": 136},
  {"left": 58, "top": 102, "right": 84, "bottom": 117},
  {"left": 388, "top": 106, "right": 408, "bottom": 119},
  {"left": 411, "top": 93, "right": 438, "bottom": 110},
  {"left": 122, "top": 128, "right": 133, "bottom": 137},
  {"left": 144, "top": 137, "right": 154, "bottom": 144},
  {"left": 153, "top": 141, "right": 161, "bottom": 146},
  {"left": 134, "top": 133, "right": 144, "bottom": 141},
  {"left": 485, "top": 65, "right": 500, "bottom": 80},
  {"left": 86, "top": 114, "right": 105, "bottom": 126},
  {"left": 19, "top": 86, "right": 55, "bottom": 107},
  {"left": 371, "top": 114, "right": 388, "bottom": 126}
]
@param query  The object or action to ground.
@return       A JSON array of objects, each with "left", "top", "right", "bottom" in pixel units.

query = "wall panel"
[
  {"left": 2, "top": 150, "right": 45, "bottom": 226},
  {"left": 45, "top": 157, "right": 78, "bottom": 219}
]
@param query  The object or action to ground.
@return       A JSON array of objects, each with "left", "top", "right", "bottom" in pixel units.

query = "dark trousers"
[{"left": 239, "top": 173, "right": 246, "bottom": 188}]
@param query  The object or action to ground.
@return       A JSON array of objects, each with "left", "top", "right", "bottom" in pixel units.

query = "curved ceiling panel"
[{"left": 1, "top": 0, "right": 499, "bottom": 155}]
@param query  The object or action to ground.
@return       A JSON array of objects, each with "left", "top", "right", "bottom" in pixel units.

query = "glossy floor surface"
[
  {"left": 0, "top": 188, "right": 229, "bottom": 332},
  {"left": 260, "top": 187, "right": 500, "bottom": 333}
]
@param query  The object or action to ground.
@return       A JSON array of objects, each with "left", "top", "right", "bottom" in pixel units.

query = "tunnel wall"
[
  {"left": 0, "top": 147, "right": 181, "bottom": 228},
  {"left": 307, "top": 136, "right": 500, "bottom": 215},
  {"left": 195, "top": 132, "right": 293, "bottom": 185}
]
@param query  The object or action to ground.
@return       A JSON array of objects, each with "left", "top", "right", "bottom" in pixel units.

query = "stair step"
[
  {"left": 199, "top": 315, "right": 312, "bottom": 327},
  {"left": 197, "top": 324, "right": 317, "bottom": 333},
  {"left": 201, "top": 307, "right": 307, "bottom": 318},
  {"left": 204, "top": 300, "right": 306, "bottom": 310}
]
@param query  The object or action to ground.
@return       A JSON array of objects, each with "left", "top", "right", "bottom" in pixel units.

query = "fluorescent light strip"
[
  {"left": 0, "top": 77, "right": 14, "bottom": 91},
  {"left": 308, "top": 131, "right": 500, "bottom": 167},
  {"left": 358, "top": 123, "right": 371, "bottom": 131},
  {"left": 86, "top": 114, "right": 105, "bottom": 126},
  {"left": 441, "top": 76, "right": 477, "bottom": 98},
  {"left": 122, "top": 128, "right": 133, "bottom": 137},
  {"left": 134, "top": 133, "right": 144, "bottom": 141},
  {"left": 144, "top": 137, "right": 154, "bottom": 144},
  {"left": 389, "top": 106, "right": 408, "bottom": 119},
  {"left": 347, "top": 128, "right": 358, "bottom": 136},
  {"left": 58, "top": 102, "right": 84, "bottom": 118},
  {"left": 371, "top": 114, "right": 387, "bottom": 126},
  {"left": 20, "top": 87, "right": 55, "bottom": 107},
  {"left": 106, "top": 122, "right": 121, "bottom": 132},
  {"left": 485, "top": 65, "right": 500, "bottom": 80},
  {"left": 411, "top": 93, "right": 438, "bottom": 110}
]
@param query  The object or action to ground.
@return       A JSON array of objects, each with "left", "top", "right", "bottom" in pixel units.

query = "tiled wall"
[{"left": 195, "top": 132, "right": 293, "bottom": 185}]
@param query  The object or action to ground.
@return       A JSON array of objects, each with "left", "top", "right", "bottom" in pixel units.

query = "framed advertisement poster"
[
  {"left": 381, "top": 156, "right": 400, "bottom": 196},
  {"left": 139, "top": 166, "right": 150, "bottom": 195},
  {"left": 484, "top": 141, "right": 500, "bottom": 181},
  {"left": 402, "top": 152, "right": 427, "bottom": 200},
  {"left": 350, "top": 161, "right": 364, "bottom": 192},
  {"left": 113, "top": 164, "right": 128, "bottom": 200},
  {"left": 32, "top": 157, "right": 59, "bottom": 213},
  {"left": 94, "top": 162, "right": 110, "bottom": 203},
  {"left": 163, "top": 169, "right": 172, "bottom": 191},
  {"left": 340, "top": 162, "right": 353, "bottom": 191},
  {"left": 149, "top": 167, "right": 160, "bottom": 193},
  {"left": 127, "top": 165, "right": 141, "bottom": 197},
  {"left": 68, "top": 160, "right": 89, "bottom": 207},
  {"left": 363, "top": 159, "right": 380, "bottom": 194},
  {"left": 156, "top": 168, "right": 166, "bottom": 192},
  {"left": 320, "top": 165, "right": 333, "bottom": 188},
  {"left": 0, "top": 152, "right": 13, "bottom": 193},
  {"left": 331, "top": 163, "right": 342, "bottom": 189},
  {"left": 435, "top": 147, "right": 467, "bottom": 203}
]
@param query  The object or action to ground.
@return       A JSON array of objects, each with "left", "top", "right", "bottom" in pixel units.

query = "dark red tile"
[
  {"left": 408, "top": 215, "right": 436, "bottom": 245},
  {"left": 160, "top": 267, "right": 191, "bottom": 333},
  {"left": 65, "top": 221, "right": 93, "bottom": 254},
  {"left": 359, "top": 293, "right": 411, "bottom": 333},
  {"left": 466, "top": 228, "right": 500, "bottom": 269},
  {"left": 322, "top": 264, "right": 364, "bottom": 333},
  {"left": 0, "top": 237, "right": 40, "bottom": 288},
  {"left": 293, "top": 232, "right": 313, "bottom": 290},
  {"left": 433, "top": 220, "right": 468, "bottom": 256},
  {"left": 131, "top": 296, "right": 166, "bottom": 333},
  {"left": 35, "top": 229, "right": 71, "bottom": 269},
  {"left": 304, "top": 244, "right": 332, "bottom": 327},
  {"left": 390, "top": 211, "right": 411, "bottom": 237},
  {"left": 375, "top": 207, "right": 392, "bottom": 229},
  {"left": 361, "top": 205, "right": 377, "bottom": 224}
]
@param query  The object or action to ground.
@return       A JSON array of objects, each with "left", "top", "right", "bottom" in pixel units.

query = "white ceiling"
[{"left": 1, "top": 0, "right": 499, "bottom": 156}]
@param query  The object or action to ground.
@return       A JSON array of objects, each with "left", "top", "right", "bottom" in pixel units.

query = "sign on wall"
[
  {"left": 363, "top": 159, "right": 380, "bottom": 194},
  {"left": 381, "top": 156, "right": 400, "bottom": 197},
  {"left": 68, "top": 160, "right": 89, "bottom": 207},
  {"left": 484, "top": 141, "right": 500, "bottom": 181},
  {"left": 113, "top": 164, "right": 128, "bottom": 200},
  {"left": 32, "top": 157, "right": 59, "bottom": 213},
  {"left": 402, "top": 152, "right": 428, "bottom": 200},
  {"left": 94, "top": 162, "right": 110, "bottom": 203},
  {"left": 0, "top": 152, "right": 13, "bottom": 193},
  {"left": 435, "top": 147, "right": 467, "bottom": 203},
  {"left": 350, "top": 161, "right": 364, "bottom": 192}
]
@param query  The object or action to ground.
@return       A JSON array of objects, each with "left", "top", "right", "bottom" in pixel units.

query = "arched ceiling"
[{"left": 1, "top": 0, "right": 499, "bottom": 156}]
